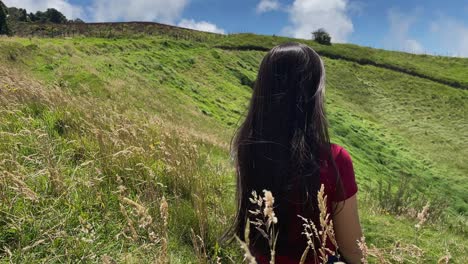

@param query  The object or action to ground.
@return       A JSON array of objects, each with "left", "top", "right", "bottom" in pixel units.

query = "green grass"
[
  {"left": 213, "top": 33, "right": 468, "bottom": 89},
  {"left": 0, "top": 33, "right": 467, "bottom": 263}
]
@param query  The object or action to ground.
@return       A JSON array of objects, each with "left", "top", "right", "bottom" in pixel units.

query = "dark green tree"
[
  {"left": 312, "top": 28, "right": 332, "bottom": 45},
  {"left": 29, "top": 12, "right": 38, "bottom": 22},
  {"left": 0, "top": 0, "right": 6, "bottom": 11},
  {"left": 0, "top": 0, "right": 10, "bottom": 35},
  {"left": 29, "top": 8, "right": 67, "bottom": 23},
  {"left": 44, "top": 8, "right": 67, "bottom": 23},
  {"left": 7, "top": 7, "right": 29, "bottom": 22}
]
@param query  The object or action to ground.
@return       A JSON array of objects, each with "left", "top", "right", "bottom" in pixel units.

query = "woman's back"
[
  {"left": 229, "top": 42, "right": 363, "bottom": 263},
  {"left": 252, "top": 144, "right": 358, "bottom": 263}
]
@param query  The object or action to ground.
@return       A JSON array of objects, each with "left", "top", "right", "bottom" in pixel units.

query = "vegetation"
[
  {"left": 6, "top": 7, "right": 29, "bottom": 22},
  {"left": 2, "top": 2, "right": 77, "bottom": 26},
  {"left": 28, "top": 8, "right": 68, "bottom": 24},
  {"left": 0, "top": 0, "right": 10, "bottom": 35},
  {"left": 0, "top": 24, "right": 466, "bottom": 263},
  {"left": 312, "top": 28, "right": 331, "bottom": 45}
]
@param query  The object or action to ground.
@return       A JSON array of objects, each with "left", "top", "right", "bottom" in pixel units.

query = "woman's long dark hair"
[{"left": 228, "top": 42, "right": 341, "bottom": 254}]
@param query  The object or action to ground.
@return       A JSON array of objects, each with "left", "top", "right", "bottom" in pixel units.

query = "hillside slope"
[{"left": 0, "top": 33, "right": 467, "bottom": 263}]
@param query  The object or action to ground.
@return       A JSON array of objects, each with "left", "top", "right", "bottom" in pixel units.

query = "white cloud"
[
  {"left": 256, "top": 0, "right": 281, "bottom": 13},
  {"left": 347, "top": 1, "right": 365, "bottom": 16},
  {"left": 282, "top": 0, "right": 354, "bottom": 43},
  {"left": 89, "top": 0, "right": 188, "bottom": 23},
  {"left": 3, "top": 0, "right": 84, "bottom": 19},
  {"left": 430, "top": 16, "right": 468, "bottom": 57},
  {"left": 384, "top": 9, "right": 424, "bottom": 54},
  {"left": 177, "top": 19, "right": 225, "bottom": 34},
  {"left": 405, "top": 39, "right": 424, "bottom": 54}
]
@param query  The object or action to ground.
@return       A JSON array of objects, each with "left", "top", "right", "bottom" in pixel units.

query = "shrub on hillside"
[
  {"left": 312, "top": 28, "right": 332, "bottom": 45},
  {"left": 71, "top": 18, "right": 85, "bottom": 23}
]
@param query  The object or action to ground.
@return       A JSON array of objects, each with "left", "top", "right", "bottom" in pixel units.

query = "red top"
[{"left": 255, "top": 144, "right": 358, "bottom": 264}]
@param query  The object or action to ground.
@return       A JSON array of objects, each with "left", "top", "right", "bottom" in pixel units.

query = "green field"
[{"left": 0, "top": 29, "right": 467, "bottom": 263}]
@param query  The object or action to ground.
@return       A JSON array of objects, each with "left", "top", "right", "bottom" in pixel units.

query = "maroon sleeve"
[{"left": 333, "top": 147, "right": 358, "bottom": 202}]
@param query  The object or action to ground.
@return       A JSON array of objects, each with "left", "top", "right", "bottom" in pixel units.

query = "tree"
[
  {"left": 0, "top": 0, "right": 6, "bottom": 11},
  {"left": 0, "top": 0, "right": 10, "bottom": 35},
  {"left": 29, "top": 8, "right": 67, "bottom": 23},
  {"left": 44, "top": 8, "right": 67, "bottom": 23},
  {"left": 312, "top": 28, "right": 332, "bottom": 45},
  {"left": 7, "top": 7, "right": 29, "bottom": 22},
  {"left": 70, "top": 18, "right": 85, "bottom": 23},
  {"left": 29, "top": 11, "right": 44, "bottom": 22}
]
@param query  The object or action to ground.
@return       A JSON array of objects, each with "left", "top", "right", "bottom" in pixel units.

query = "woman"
[{"left": 230, "top": 42, "right": 363, "bottom": 263}]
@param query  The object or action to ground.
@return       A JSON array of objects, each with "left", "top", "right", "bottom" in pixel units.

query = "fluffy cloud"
[
  {"left": 177, "top": 19, "right": 225, "bottom": 34},
  {"left": 3, "top": 0, "right": 84, "bottom": 19},
  {"left": 89, "top": 0, "right": 188, "bottom": 23},
  {"left": 282, "top": 0, "right": 354, "bottom": 43},
  {"left": 256, "top": 0, "right": 281, "bottom": 13},
  {"left": 384, "top": 9, "right": 424, "bottom": 54},
  {"left": 430, "top": 16, "right": 468, "bottom": 57}
]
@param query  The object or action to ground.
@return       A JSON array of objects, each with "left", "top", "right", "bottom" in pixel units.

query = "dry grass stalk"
[
  {"left": 235, "top": 218, "right": 258, "bottom": 264},
  {"left": 121, "top": 197, "right": 151, "bottom": 224},
  {"left": 369, "top": 245, "right": 387, "bottom": 264},
  {"left": 358, "top": 234, "right": 428, "bottom": 264},
  {"left": 47, "top": 166, "right": 64, "bottom": 195},
  {"left": 414, "top": 202, "right": 430, "bottom": 229},
  {"left": 298, "top": 184, "right": 337, "bottom": 264},
  {"left": 101, "top": 255, "right": 117, "bottom": 264},
  {"left": 3, "top": 171, "right": 39, "bottom": 202},
  {"left": 298, "top": 215, "right": 319, "bottom": 263},
  {"left": 21, "top": 239, "right": 47, "bottom": 252},
  {"left": 158, "top": 196, "right": 169, "bottom": 264},
  {"left": 3, "top": 246, "right": 13, "bottom": 260},
  {"left": 437, "top": 251, "right": 451, "bottom": 264},
  {"left": 117, "top": 190, "right": 158, "bottom": 244},
  {"left": 357, "top": 236, "right": 369, "bottom": 264},
  {"left": 118, "top": 202, "right": 139, "bottom": 241},
  {"left": 299, "top": 245, "right": 311, "bottom": 264},
  {"left": 236, "top": 236, "right": 257, "bottom": 264},
  {"left": 41, "top": 136, "right": 65, "bottom": 195},
  {"left": 192, "top": 192, "right": 209, "bottom": 261},
  {"left": 190, "top": 228, "right": 208, "bottom": 263},
  {"left": 249, "top": 190, "right": 279, "bottom": 264},
  {"left": 389, "top": 242, "right": 423, "bottom": 263}
]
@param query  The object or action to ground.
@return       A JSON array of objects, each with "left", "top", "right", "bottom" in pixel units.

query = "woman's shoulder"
[
  {"left": 329, "top": 143, "right": 350, "bottom": 160},
  {"left": 329, "top": 143, "right": 358, "bottom": 201}
]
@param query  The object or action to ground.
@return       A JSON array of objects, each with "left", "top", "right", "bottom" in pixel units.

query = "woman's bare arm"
[{"left": 333, "top": 194, "right": 363, "bottom": 263}]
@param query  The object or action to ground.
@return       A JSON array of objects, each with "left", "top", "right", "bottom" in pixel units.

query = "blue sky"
[{"left": 4, "top": 0, "right": 468, "bottom": 56}]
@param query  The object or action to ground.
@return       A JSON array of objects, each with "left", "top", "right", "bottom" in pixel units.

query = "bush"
[
  {"left": 312, "top": 28, "right": 331, "bottom": 45},
  {"left": 71, "top": 18, "right": 85, "bottom": 23}
]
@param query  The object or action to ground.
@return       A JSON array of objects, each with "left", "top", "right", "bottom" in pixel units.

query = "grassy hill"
[{"left": 0, "top": 25, "right": 467, "bottom": 263}]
